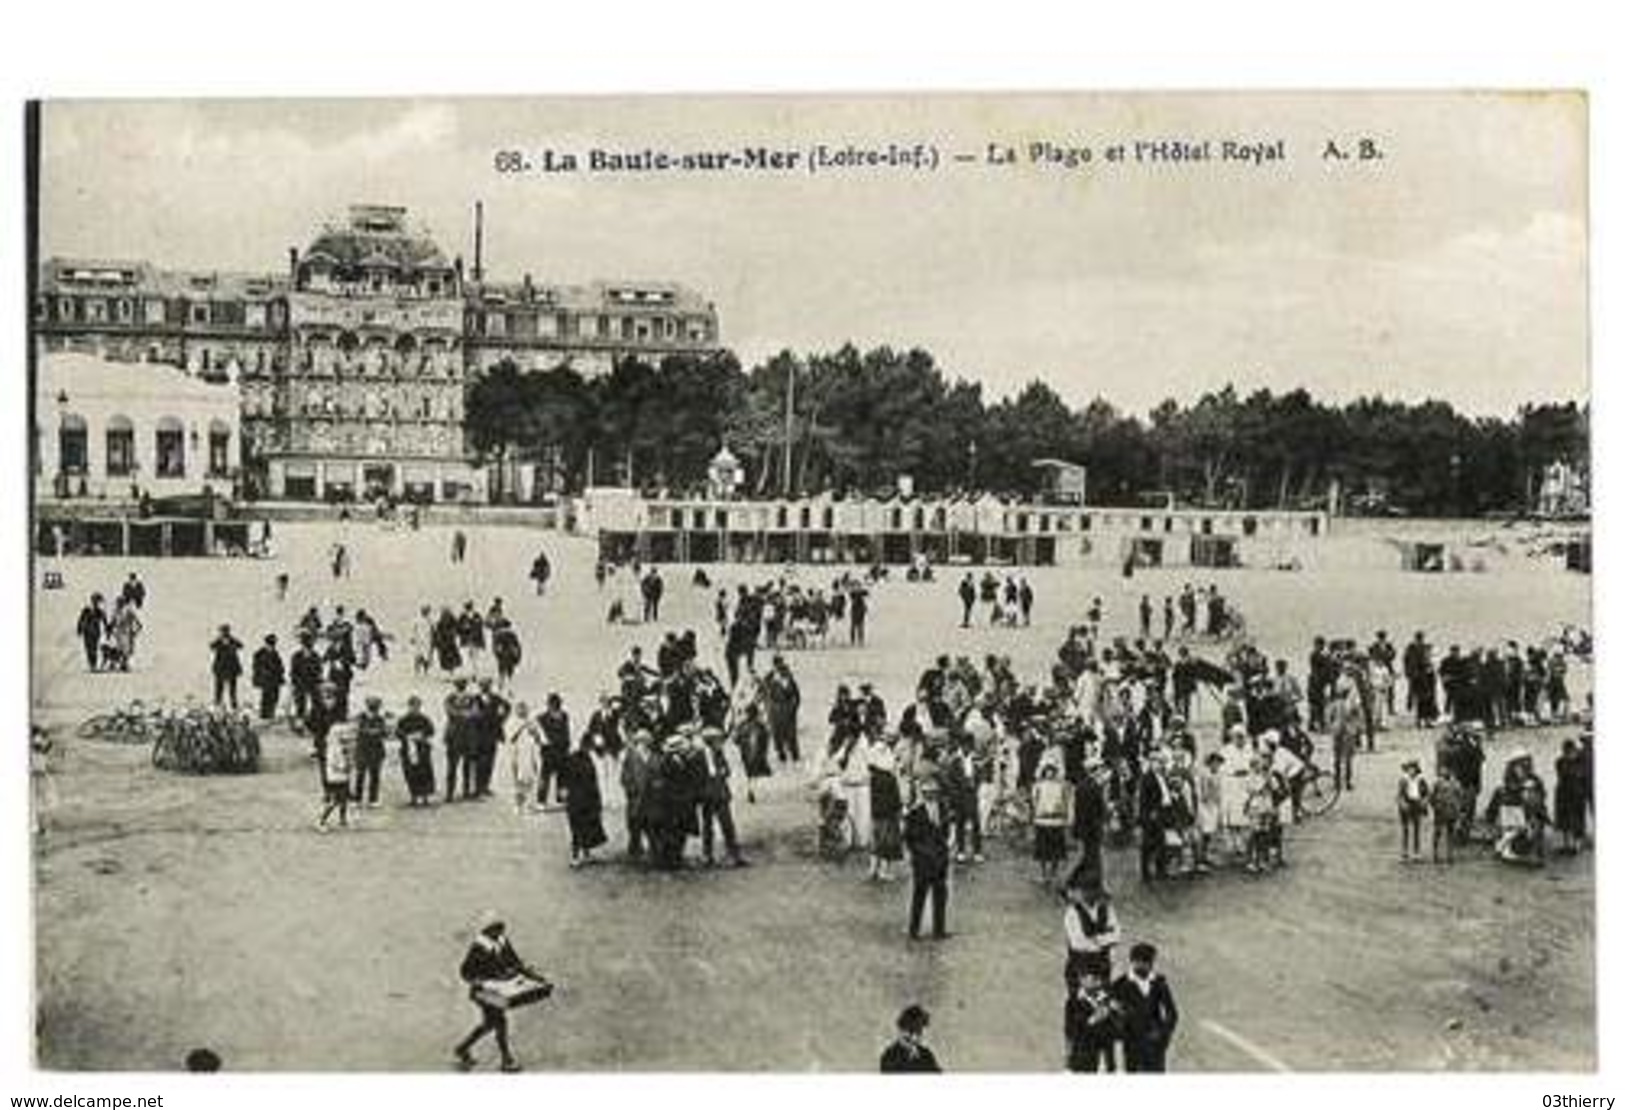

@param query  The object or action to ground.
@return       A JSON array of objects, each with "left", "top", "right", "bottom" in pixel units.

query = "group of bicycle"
[{"left": 77, "top": 696, "right": 260, "bottom": 775}]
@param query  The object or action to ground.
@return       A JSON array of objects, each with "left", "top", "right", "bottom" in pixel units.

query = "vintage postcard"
[{"left": 26, "top": 93, "right": 1591, "bottom": 1072}]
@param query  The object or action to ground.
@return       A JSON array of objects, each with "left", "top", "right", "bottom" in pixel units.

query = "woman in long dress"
[
  {"left": 110, "top": 599, "right": 142, "bottom": 671},
  {"left": 561, "top": 736, "right": 608, "bottom": 865},
  {"left": 868, "top": 740, "right": 905, "bottom": 881}
]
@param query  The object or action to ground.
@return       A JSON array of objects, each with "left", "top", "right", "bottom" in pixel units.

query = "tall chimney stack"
[{"left": 472, "top": 201, "right": 484, "bottom": 284}]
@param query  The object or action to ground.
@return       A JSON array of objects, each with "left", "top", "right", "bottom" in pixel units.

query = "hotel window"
[
  {"left": 58, "top": 414, "right": 88, "bottom": 474},
  {"left": 716, "top": 511, "right": 729, "bottom": 530},
  {"left": 1243, "top": 516, "right": 1259, "bottom": 537},
  {"left": 86, "top": 299, "right": 107, "bottom": 323},
  {"left": 105, "top": 417, "right": 135, "bottom": 477},
  {"left": 116, "top": 298, "right": 134, "bottom": 323},
  {"left": 1141, "top": 516, "right": 1153, "bottom": 531},
  {"left": 155, "top": 418, "right": 185, "bottom": 478},
  {"left": 190, "top": 303, "right": 209, "bottom": 325}
]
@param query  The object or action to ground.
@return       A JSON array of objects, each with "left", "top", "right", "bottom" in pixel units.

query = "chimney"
[
  {"left": 523, "top": 273, "right": 533, "bottom": 301},
  {"left": 288, "top": 247, "right": 298, "bottom": 276},
  {"left": 472, "top": 201, "right": 484, "bottom": 284}
]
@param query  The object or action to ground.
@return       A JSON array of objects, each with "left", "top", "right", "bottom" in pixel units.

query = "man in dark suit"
[
  {"left": 76, "top": 594, "right": 107, "bottom": 671},
  {"left": 209, "top": 624, "right": 244, "bottom": 709},
  {"left": 1137, "top": 750, "right": 1176, "bottom": 883},
  {"left": 904, "top": 779, "right": 952, "bottom": 939},
  {"left": 1112, "top": 942, "right": 1179, "bottom": 1072},
  {"left": 1307, "top": 637, "right": 1333, "bottom": 732},
  {"left": 250, "top": 634, "right": 285, "bottom": 722},
  {"left": 879, "top": 1004, "right": 942, "bottom": 1073},
  {"left": 289, "top": 634, "right": 324, "bottom": 732}
]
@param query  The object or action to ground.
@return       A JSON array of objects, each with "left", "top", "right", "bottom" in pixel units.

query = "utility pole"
[{"left": 782, "top": 361, "right": 795, "bottom": 496}]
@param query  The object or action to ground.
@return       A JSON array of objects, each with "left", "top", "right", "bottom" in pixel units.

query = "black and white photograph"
[{"left": 21, "top": 91, "right": 1595, "bottom": 1075}]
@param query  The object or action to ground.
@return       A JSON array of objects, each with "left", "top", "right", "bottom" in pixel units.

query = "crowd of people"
[
  {"left": 956, "top": 571, "right": 1036, "bottom": 628},
  {"left": 53, "top": 535, "right": 1595, "bottom": 1073},
  {"left": 714, "top": 572, "right": 873, "bottom": 657}
]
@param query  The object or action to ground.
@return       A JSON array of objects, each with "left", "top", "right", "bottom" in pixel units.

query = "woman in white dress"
[
  {"left": 502, "top": 702, "right": 544, "bottom": 816},
  {"left": 1218, "top": 724, "right": 1253, "bottom": 855}
]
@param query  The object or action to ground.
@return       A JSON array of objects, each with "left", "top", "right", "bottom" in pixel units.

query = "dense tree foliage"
[{"left": 465, "top": 347, "right": 1587, "bottom": 516}]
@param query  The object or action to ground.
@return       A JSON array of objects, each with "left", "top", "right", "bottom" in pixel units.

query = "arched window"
[
  {"left": 105, "top": 415, "right": 135, "bottom": 477},
  {"left": 155, "top": 416, "right": 185, "bottom": 478}
]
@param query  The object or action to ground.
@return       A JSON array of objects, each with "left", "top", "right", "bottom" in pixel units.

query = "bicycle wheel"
[
  {"left": 1298, "top": 767, "right": 1340, "bottom": 817},
  {"left": 78, "top": 714, "right": 119, "bottom": 740}
]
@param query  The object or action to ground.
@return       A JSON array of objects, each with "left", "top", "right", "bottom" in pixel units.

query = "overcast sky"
[{"left": 39, "top": 93, "right": 1587, "bottom": 418}]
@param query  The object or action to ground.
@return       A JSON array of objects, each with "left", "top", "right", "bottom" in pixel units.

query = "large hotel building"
[{"left": 33, "top": 205, "right": 720, "bottom": 504}]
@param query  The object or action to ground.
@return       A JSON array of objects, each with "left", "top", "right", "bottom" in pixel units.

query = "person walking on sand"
[
  {"left": 1396, "top": 758, "right": 1430, "bottom": 862},
  {"left": 251, "top": 634, "right": 285, "bottom": 722},
  {"left": 502, "top": 702, "right": 543, "bottom": 815},
  {"left": 317, "top": 721, "right": 356, "bottom": 832},
  {"left": 76, "top": 593, "right": 107, "bottom": 672},
  {"left": 904, "top": 778, "right": 953, "bottom": 940},
  {"left": 454, "top": 913, "right": 552, "bottom": 1073},
  {"left": 1112, "top": 942, "right": 1179, "bottom": 1073},
  {"left": 396, "top": 695, "right": 438, "bottom": 806},
  {"left": 562, "top": 734, "right": 609, "bottom": 866},
  {"left": 210, "top": 624, "right": 244, "bottom": 709}
]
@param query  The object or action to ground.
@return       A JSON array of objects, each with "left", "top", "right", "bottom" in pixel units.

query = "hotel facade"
[{"left": 34, "top": 205, "right": 721, "bottom": 504}]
